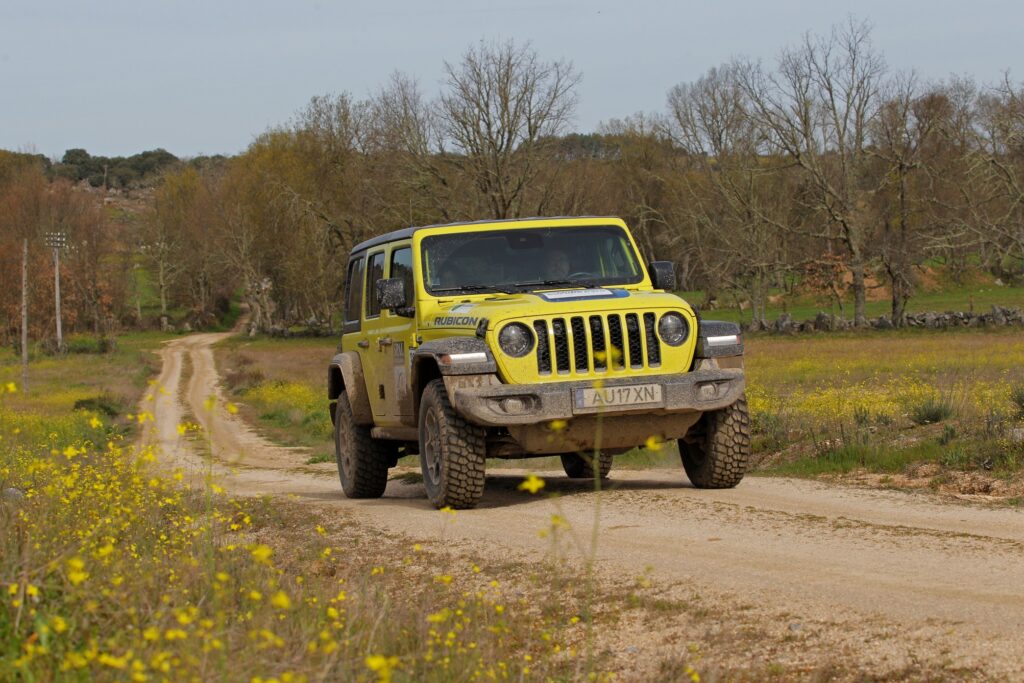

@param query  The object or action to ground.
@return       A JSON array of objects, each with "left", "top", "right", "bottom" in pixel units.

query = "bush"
[
  {"left": 1010, "top": 384, "right": 1024, "bottom": 419},
  {"left": 909, "top": 396, "right": 956, "bottom": 425},
  {"left": 73, "top": 392, "right": 123, "bottom": 418}
]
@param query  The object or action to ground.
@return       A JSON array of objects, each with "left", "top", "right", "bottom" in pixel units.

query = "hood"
[{"left": 420, "top": 288, "right": 694, "bottom": 332}]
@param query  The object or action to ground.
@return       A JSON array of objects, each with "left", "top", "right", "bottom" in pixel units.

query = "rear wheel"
[
  {"left": 560, "top": 452, "right": 613, "bottom": 479},
  {"left": 418, "top": 379, "right": 487, "bottom": 509},
  {"left": 679, "top": 396, "right": 751, "bottom": 488},
  {"left": 334, "top": 392, "right": 391, "bottom": 499}
]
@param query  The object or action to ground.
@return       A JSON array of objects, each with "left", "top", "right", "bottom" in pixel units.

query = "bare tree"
[
  {"left": 965, "top": 76, "right": 1024, "bottom": 281},
  {"left": 740, "top": 18, "right": 886, "bottom": 325},
  {"left": 436, "top": 40, "right": 581, "bottom": 219},
  {"left": 668, "top": 65, "right": 794, "bottom": 327},
  {"left": 868, "top": 73, "right": 942, "bottom": 325}
]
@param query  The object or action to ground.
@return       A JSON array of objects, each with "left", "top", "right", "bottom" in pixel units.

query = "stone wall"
[{"left": 756, "top": 306, "right": 1024, "bottom": 334}]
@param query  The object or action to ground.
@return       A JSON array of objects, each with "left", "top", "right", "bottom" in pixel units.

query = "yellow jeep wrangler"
[{"left": 327, "top": 217, "right": 749, "bottom": 509}]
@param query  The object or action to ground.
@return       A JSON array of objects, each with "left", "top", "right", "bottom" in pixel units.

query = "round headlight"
[
  {"left": 658, "top": 312, "right": 689, "bottom": 346},
  {"left": 498, "top": 323, "right": 534, "bottom": 357}
]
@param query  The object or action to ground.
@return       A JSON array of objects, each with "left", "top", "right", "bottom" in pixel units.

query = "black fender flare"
[
  {"left": 327, "top": 351, "right": 373, "bottom": 425},
  {"left": 410, "top": 338, "right": 498, "bottom": 415}
]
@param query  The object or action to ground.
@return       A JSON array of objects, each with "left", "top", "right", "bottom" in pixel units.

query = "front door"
[{"left": 361, "top": 249, "right": 390, "bottom": 420}]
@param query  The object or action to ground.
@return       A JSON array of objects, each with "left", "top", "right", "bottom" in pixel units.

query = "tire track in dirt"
[{"left": 145, "top": 333, "right": 1024, "bottom": 678}]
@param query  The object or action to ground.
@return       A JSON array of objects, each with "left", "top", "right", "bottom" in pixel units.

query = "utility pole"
[
  {"left": 21, "top": 238, "right": 29, "bottom": 393},
  {"left": 45, "top": 232, "right": 68, "bottom": 352}
]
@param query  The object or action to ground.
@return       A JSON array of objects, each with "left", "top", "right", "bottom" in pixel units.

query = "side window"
[
  {"left": 389, "top": 246, "right": 414, "bottom": 310},
  {"left": 344, "top": 256, "right": 364, "bottom": 323},
  {"left": 365, "top": 251, "right": 386, "bottom": 318}
]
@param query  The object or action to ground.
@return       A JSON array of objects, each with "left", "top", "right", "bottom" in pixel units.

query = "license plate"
[{"left": 573, "top": 383, "right": 663, "bottom": 411}]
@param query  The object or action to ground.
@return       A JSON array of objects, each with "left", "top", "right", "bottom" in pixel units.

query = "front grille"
[{"left": 533, "top": 312, "right": 663, "bottom": 375}]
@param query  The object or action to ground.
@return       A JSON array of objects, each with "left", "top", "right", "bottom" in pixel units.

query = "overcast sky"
[{"left": 2, "top": 0, "right": 1020, "bottom": 159}]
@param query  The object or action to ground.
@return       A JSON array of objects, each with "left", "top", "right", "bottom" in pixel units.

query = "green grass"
[
  {"left": 677, "top": 281, "right": 1024, "bottom": 324},
  {"left": 767, "top": 440, "right": 949, "bottom": 477}
]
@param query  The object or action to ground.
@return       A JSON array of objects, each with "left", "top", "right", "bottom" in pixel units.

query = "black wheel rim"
[
  {"left": 339, "top": 423, "right": 354, "bottom": 483},
  {"left": 422, "top": 409, "right": 442, "bottom": 487}
]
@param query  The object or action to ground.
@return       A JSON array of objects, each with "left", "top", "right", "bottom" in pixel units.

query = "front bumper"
[{"left": 447, "top": 367, "right": 745, "bottom": 427}]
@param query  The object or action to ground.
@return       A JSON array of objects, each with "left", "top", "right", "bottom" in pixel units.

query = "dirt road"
[{"left": 148, "top": 333, "right": 1024, "bottom": 679}]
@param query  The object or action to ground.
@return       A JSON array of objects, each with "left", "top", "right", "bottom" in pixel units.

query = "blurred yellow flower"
[
  {"left": 644, "top": 435, "right": 664, "bottom": 451},
  {"left": 518, "top": 474, "right": 545, "bottom": 494},
  {"left": 548, "top": 419, "right": 568, "bottom": 432},
  {"left": 365, "top": 654, "right": 399, "bottom": 683},
  {"left": 271, "top": 591, "right": 292, "bottom": 610},
  {"left": 249, "top": 545, "right": 273, "bottom": 564}
]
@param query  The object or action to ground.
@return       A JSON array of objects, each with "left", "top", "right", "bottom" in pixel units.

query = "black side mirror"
[
  {"left": 376, "top": 277, "right": 407, "bottom": 310},
  {"left": 648, "top": 261, "right": 676, "bottom": 291}
]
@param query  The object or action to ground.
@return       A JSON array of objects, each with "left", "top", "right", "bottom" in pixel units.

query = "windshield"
[{"left": 421, "top": 225, "right": 644, "bottom": 295}]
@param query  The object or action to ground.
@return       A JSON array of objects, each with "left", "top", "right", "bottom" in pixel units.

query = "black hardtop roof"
[{"left": 349, "top": 216, "right": 620, "bottom": 255}]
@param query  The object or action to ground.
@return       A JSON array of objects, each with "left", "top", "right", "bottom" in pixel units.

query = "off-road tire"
[
  {"left": 334, "top": 392, "right": 391, "bottom": 499},
  {"left": 679, "top": 395, "right": 751, "bottom": 488},
  {"left": 418, "top": 379, "right": 487, "bottom": 509},
  {"left": 560, "top": 452, "right": 613, "bottom": 479}
]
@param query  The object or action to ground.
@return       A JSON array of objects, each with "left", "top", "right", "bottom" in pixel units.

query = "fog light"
[
  {"left": 501, "top": 397, "right": 527, "bottom": 414},
  {"left": 698, "top": 383, "right": 718, "bottom": 400}
]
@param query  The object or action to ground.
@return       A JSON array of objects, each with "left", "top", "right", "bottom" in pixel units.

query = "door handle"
[
  {"left": 377, "top": 337, "right": 393, "bottom": 348},
  {"left": 356, "top": 340, "right": 370, "bottom": 348}
]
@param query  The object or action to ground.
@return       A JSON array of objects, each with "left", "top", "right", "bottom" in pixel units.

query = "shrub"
[
  {"left": 72, "top": 392, "right": 123, "bottom": 418},
  {"left": 909, "top": 396, "right": 956, "bottom": 425},
  {"left": 1010, "top": 384, "right": 1024, "bottom": 419}
]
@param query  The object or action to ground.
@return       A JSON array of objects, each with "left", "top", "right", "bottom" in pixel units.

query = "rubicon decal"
[{"left": 433, "top": 316, "right": 479, "bottom": 326}]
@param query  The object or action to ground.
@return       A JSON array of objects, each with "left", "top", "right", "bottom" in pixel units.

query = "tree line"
[{"left": 3, "top": 19, "right": 1024, "bottom": 348}]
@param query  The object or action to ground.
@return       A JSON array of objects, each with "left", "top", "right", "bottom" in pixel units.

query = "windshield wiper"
[
  {"left": 510, "top": 279, "right": 599, "bottom": 291},
  {"left": 430, "top": 284, "right": 516, "bottom": 295}
]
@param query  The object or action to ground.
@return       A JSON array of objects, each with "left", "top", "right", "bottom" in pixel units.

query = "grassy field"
[
  {"left": 0, "top": 334, "right": 630, "bottom": 681},
  {"left": 745, "top": 329, "right": 1024, "bottom": 489},
  {"left": 3, "top": 323, "right": 1023, "bottom": 678},
  {"left": 217, "top": 327, "right": 1024, "bottom": 498},
  {"left": 676, "top": 278, "right": 1024, "bottom": 325}
]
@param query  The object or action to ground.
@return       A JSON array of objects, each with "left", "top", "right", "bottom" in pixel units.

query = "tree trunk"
[
  {"left": 891, "top": 277, "right": 909, "bottom": 327},
  {"left": 21, "top": 238, "right": 29, "bottom": 393},
  {"left": 850, "top": 261, "right": 868, "bottom": 326},
  {"left": 158, "top": 261, "right": 168, "bottom": 316}
]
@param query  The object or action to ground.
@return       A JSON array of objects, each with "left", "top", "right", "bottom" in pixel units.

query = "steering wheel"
[{"left": 567, "top": 271, "right": 597, "bottom": 280}]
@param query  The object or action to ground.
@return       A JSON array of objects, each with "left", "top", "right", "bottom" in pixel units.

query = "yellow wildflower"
[
  {"left": 365, "top": 655, "right": 400, "bottom": 683},
  {"left": 67, "top": 557, "right": 89, "bottom": 586},
  {"left": 249, "top": 544, "right": 273, "bottom": 564},
  {"left": 518, "top": 474, "right": 545, "bottom": 494},
  {"left": 271, "top": 591, "right": 292, "bottom": 610}
]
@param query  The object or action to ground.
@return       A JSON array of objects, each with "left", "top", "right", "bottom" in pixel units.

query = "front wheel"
[
  {"left": 560, "top": 452, "right": 613, "bottom": 479},
  {"left": 418, "top": 379, "right": 487, "bottom": 509},
  {"left": 679, "top": 396, "right": 751, "bottom": 488},
  {"left": 334, "top": 392, "right": 391, "bottom": 499}
]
